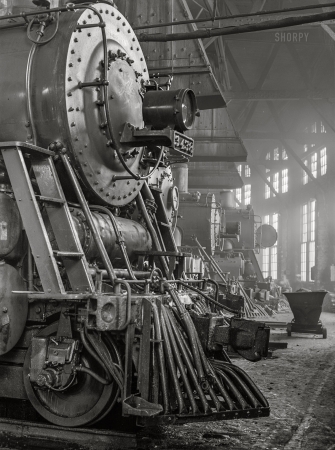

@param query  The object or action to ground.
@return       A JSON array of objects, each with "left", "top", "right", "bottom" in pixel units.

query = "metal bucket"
[{"left": 284, "top": 291, "right": 327, "bottom": 337}]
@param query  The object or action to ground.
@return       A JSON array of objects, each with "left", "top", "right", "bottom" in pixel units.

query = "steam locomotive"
[{"left": 0, "top": 1, "right": 269, "bottom": 427}]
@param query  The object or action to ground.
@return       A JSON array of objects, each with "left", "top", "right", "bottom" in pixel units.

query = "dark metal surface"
[
  {"left": 285, "top": 291, "right": 328, "bottom": 336},
  {"left": 71, "top": 208, "right": 152, "bottom": 266},
  {"left": 0, "top": 417, "right": 136, "bottom": 450},
  {"left": 177, "top": 195, "right": 221, "bottom": 255},
  {"left": 284, "top": 291, "right": 327, "bottom": 326},
  {"left": 23, "top": 322, "right": 119, "bottom": 427},
  {"left": 0, "top": 193, "right": 21, "bottom": 258}
]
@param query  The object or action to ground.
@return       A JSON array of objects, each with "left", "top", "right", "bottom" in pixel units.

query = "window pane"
[
  {"left": 301, "top": 243, "right": 307, "bottom": 281},
  {"left": 235, "top": 188, "right": 242, "bottom": 205},
  {"left": 282, "top": 168, "right": 288, "bottom": 193},
  {"left": 273, "top": 172, "right": 279, "bottom": 193},
  {"left": 303, "top": 160, "right": 308, "bottom": 185},
  {"left": 265, "top": 178, "right": 270, "bottom": 199},
  {"left": 309, "top": 241, "right": 315, "bottom": 281},
  {"left": 245, "top": 165, "right": 251, "bottom": 177},
  {"left": 262, "top": 248, "right": 269, "bottom": 277},
  {"left": 310, "top": 200, "right": 316, "bottom": 241},
  {"left": 311, "top": 153, "right": 317, "bottom": 177},
  {"left": 320, "top": 147, "right": 327, "bottom": 176},
  {"left": 271, "top": 246, "right": 277, "bottom": 280},
  {"left": 244, "top": 184, "right": 251, "bottom": 205}
]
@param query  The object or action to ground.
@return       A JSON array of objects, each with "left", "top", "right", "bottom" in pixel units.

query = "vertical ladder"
[{"left": 1, "top": 142, "right": 94, "bottom": 295}]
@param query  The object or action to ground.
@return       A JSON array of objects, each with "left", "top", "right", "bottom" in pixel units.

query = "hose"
[
  {"left": 75, "top": 365, "right": 110, "bottom": 385},
  {"left": 178, "top": 280, "right": 239, "bottom": 315},
  {"left": 90, "top": 205, "right": 137, "bottom": 280},
  {"left": 79, "top": 327, "right": 111, "bottom": 383}
]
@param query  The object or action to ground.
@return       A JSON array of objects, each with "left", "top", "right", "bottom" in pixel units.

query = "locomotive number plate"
[{"left": 171, "top": 131, "right": 194, "bottom": 158}]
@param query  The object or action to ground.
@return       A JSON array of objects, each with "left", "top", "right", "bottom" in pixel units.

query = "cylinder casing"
[{"left": 71, "top": 210, "right": 152, "bottom": 267}]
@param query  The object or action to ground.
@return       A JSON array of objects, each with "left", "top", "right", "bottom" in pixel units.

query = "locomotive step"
[
  {"left": 36, "top": 195, "right": 65, "bottom": 204},
  {"left": 53, "top": 250, "right": 84, "bottom": 259}
]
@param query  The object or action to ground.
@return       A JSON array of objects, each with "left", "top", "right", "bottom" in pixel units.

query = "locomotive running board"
[{"left": 137, "top": 406, "right": 270, "bottom": 426}]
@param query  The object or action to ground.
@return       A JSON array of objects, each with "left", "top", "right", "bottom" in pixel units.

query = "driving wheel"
[{"left": 23, "top": 322, "right": 120, "bottom": 427}]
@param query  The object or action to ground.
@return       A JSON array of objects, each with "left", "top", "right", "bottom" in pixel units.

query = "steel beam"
[
  {"left": 188, "top": 168, "right": 244, "bottom": 189},
  {"left": 224, "top": 89, "right": 335, "bottom": 101},
  {"left": 138, "top": 11, "right": 335, "bottom": 42},
  {"left": 241, "top": 131, "right": 332, "bottom": 144}
]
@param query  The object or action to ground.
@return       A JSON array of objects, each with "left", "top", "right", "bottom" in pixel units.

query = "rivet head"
[
  {"left": 71, "top": 50, "right": 75, "bottom": 54},
  {"left": 78, "top": 58, "right": 81, "bottom": 62},
  {"left": 118, "top": 196, "right": 121, "bottom": 200},
  {"left": 69, "top": 63, "right": 73, "bottom": 67},
  {"left": 68, "top": 77, "right": 72, "bottom": 81},
  {"left": 71, "top": 122, "right": 76, "bottom": 127},
  {"left": 74, "top": 38, "right": 78, "bottom": 42}
]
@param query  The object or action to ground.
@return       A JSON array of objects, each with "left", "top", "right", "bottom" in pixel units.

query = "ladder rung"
[
  {"left": 36, "top": 195, "right": 65, "bottom": 204},
  {"left": 53, "top": 251, "right": 84, "bottom": 259}
]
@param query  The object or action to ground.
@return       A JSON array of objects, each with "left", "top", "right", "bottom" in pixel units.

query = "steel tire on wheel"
[{"left": 23, "top": 322, "right": 119, "bottom": 427}]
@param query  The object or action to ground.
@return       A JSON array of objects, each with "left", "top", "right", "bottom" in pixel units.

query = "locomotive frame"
[{"left": 0, "top": 1, "right": 269, "bottom": 428}]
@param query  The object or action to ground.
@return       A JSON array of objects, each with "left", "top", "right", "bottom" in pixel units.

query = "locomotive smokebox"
[{"left": 0, "top": 4, "right": 150, "bottom": 207}]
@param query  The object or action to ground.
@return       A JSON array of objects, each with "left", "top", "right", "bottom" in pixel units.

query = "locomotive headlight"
[{"left": 143, "top": 88, "right": 198, "bottom": 132}]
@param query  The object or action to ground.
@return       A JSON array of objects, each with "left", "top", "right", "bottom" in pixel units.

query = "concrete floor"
[{"left": 138, "top": 311, "right": 335, "bottom": 450}]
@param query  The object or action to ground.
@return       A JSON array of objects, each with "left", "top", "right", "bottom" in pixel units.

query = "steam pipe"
[
  {"left": 136, "top": 191, "right": 170, "bottom": 277},
  {"left": 151, "top": 303, "right": 169, "bottom": 413},
  {"left": 89, "top": 205, "right": 137, "bottom": 280},
  {"left": 160, "top": 308, "right": 186, "bottom": 414},
  {"left": 164, "top": 282, "right": 206, "bottom": 380},
  {"left": 138, "top": 10, "right": 335, "bottom": 42},
  {"left": 162, "top": 306, "right": 199, "bottom": 414},
  {"left": 165, "top": 308, "right": 210, "bottom": 413}
]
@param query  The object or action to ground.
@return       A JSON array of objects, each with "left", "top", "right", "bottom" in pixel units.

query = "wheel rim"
[{"left": 23, "top": 322, "right": 119, "bottom": 427}]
